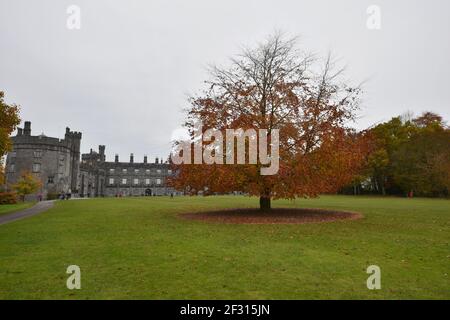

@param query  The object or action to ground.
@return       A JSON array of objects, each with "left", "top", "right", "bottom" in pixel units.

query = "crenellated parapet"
[{"left": 12, "top": 123, "right": 82, "bottom": 153}]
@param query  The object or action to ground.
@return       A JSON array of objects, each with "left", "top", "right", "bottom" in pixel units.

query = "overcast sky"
[{"left": 1, "top": 0, "right": 449, "bottom": 161}]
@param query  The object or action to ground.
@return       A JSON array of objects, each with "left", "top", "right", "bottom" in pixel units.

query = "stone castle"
[{"left": 4, "top": 121, "right": 177, "bottom": 199}]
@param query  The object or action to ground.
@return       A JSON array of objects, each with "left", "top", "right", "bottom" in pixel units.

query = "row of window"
[
  {"left": 109, "top": 168, "right": 171, "bottom": 174},
  {"left": 109, "top": 178, "right": 162, "bottom": 185},
  {"left": 9, "top": 151, "right": 66, "bottom": 159},
  {"left": 8, "top": 164, "right": 167, "bottom": 177},
  {"left": 8, "top": 163, "right": 41, "bottom": 173},
  {"left": 9, "top": 151, "right": 45, "bottom": 158}
]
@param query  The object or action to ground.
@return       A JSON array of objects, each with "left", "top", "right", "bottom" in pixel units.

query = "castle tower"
[
  {"left": 65, "top": 127, "right": 82, "bottom": 192},
  {"left": 23, "top": 121, "right": 31, "bottom": 136},
  {"left": 99, "top": 145, "right": 106, "bottom": 162},
  {"left": 5, "top": 121, "right": 83, "bottom": 199}
]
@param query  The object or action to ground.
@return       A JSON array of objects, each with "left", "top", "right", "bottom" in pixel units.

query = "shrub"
[
  {"left": 12, "top": 171, "right": 42, "bottom": 201},
  {"left": 46, "top": 193, "right": 59, "bottom": 200},
  {"left": 0, "top": 192, "right": 18, "bottom": 205}
]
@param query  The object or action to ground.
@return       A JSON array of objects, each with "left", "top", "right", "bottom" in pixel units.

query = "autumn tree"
[
  {"left": 12, "top": 171, "right": 42, "bottom": 202},
  {"left": 170, "top": 34, "right": 369, "bottom": 210},
  {"left": 0, "top": 91, "right": 21, "bottom": 187},
  {"left": 391, "top": 115, "right": 450, "bottom": 197},
  {"left": 0, "top": 166, "right": 5, "bottom": 189},
  {"left": 366, "top": 116, "right": 416, "bottom": 195},
  {"left": 349, "top": 111, "right": 450, "bottom": 197},
  {"left": 412, "top": 111, "right": 445, "bottom": 128}
]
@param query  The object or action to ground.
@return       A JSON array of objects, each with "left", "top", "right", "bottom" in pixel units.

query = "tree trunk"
[{"left": 259, "top": 196, "right": 271, "bottom": 211}]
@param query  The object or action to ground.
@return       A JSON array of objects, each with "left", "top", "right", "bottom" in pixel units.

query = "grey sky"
[{"left": 1, "top": 0, "right": 449, "bottom": 161}]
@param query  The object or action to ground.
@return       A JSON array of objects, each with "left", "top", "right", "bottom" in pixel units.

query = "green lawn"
[
  {"left": 0, "top": 195, "right": 449, "bottom": 299},
  {"left": 0, "top": 202, "right": 35, "bottom": 217}
]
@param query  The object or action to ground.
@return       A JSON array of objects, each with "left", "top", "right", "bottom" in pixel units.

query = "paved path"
[{"left": 0, "top": 201, "right": 55, "bottom": 226}]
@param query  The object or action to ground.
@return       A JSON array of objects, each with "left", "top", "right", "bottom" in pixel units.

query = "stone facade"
[
  {"left": 4, "top": 121, "right": 81, "bottom": 198},
  {"left": 78, "top": 146, "right": 178, "bottom": 197},
  {"left": 4, "top": 121, "right": 178, "bottom": 199}
]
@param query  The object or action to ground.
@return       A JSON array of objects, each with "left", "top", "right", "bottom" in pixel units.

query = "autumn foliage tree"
[
  {"left": 365, "top": 116, "right": 416, "bottom": 195},
  {"left": 170, "top": 34, "right": 370, "bottom": 210},
  {"left": 0, "top": 91, "right": 21, "bottom": 188},
  {"left": 391, "top": 127, "right": 450, "bottom": 197},
  {"left": 355, "top": 111, "right": 450, "bottom": 197},
  {"left": 12, "top": 171, "right": 42, "bottom": 202}
]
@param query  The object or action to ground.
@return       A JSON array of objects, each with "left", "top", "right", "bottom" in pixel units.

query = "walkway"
[{"left": 0, "top": 201, "right": 55, "bottom": 226}]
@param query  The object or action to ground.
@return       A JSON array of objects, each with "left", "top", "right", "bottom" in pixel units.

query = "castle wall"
[
  {"left": 5, "top": 121, "right": 179, "bottom": 200},
  {"left": 102, "top": 162, "right": 175, "bottom": 197},
  {"left": 4, "top": 122, "right": 81, "bottom": 199},
  {"left": 79, "top": 150, "right": 179, "bottom": 197}
]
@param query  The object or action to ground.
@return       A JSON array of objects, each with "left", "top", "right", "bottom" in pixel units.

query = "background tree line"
[{"left": 341, "top": 111, "right": 450, "bottom": 197}]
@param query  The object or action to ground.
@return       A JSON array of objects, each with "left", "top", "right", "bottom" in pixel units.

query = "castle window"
[
  {"left": 133, "top": 178, "right": 139, "bottom": 185},
  {"left": 60, "top": 155, "right": 65, "bottom": 162},
  {"left": 156, "top": 178, "right": 161, "bottom": 185},
  {"left": 34, "top": 150, "right": 42, "bottom": 158},
  {"left": 122, "top": 169, "right": 127, "bottom": 173},
  {"left": 157, "top": 169, "right": 161, "bottom": 174},
  {"left": 134, "top": 169, "right": 139, "bottom": 174},
  {"left": 122, "top": 178, "right": 127, "bottom": 185},
  {"left": 32, "top": 163, "right": 41, "bottom": 173},
  {"left": 110, "top": 169, "right": 115, "bottom": 173},
  {"left": 48, "top": 176, "right": 54, "bottom": 184},
  {"left": 145, "top": 179, "right": 150, "bottom": 185},
  {"left": 9, "top": 164, "right": 15, "bottom": 173},
  {"left": 168, "top": 169, "right": 172, "bottom": 174},
  {"left": 146, "top": 169, "right": 150, "bottom": 174},
  {"left": 109, "top": 178, "right": 114, "bottom": 185}
]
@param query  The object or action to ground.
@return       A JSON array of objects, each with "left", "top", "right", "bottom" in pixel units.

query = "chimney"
[
  {"left": 17, "top": 128, "right": 23, "bottom": 136},
  {"left": 24, "top": 121, "right": 31, "bottom": 136},
  {"left": 115, "top": 154, "right": 119, "bottom": 163},
  {"left": 155, "top": 157, "right": 159, "bottom": 164},
  {"left": 130, "top": 153, "right": 134, "bottom": 163},
  {"left": 144, "top": 155, "right": 148, "bottom": 164}
]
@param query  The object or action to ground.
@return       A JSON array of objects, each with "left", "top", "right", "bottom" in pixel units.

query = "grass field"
[
  {"left": 0, "top": 202, "right": 35, "bottom": 217},
  {"left": 0, "top": 195, "right": 449, "bottom": 299}
]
